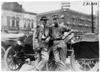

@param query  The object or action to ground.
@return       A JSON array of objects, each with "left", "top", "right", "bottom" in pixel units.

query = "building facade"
[
  {"left": 37, "top": 9, "right": 96, "bottom": 34},
  {"left": 95, "top": 11, "right": 99, "bottom": 34},
  {"left": 2, "top": 2, "right": 37, "bottom": 33}
]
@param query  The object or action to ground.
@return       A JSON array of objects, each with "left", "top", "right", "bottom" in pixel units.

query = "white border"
[{"left": 0, "top": 0, "right": 99, "bottom": 72}]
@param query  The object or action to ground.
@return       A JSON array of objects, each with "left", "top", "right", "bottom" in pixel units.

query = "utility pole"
[
  {"left": 91, "top": 2, "right": 94, "bottom": 33},
  {"left": 83, "top": 1, "right": 97, "bottom": 33}
]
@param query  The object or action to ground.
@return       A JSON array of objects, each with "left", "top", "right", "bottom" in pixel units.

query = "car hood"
[
  {"left": 1, "top": 33, "right": 25, "bottom": 41},
  {"left": 81, "top": 33, "right": 99, "bottom": 42}
]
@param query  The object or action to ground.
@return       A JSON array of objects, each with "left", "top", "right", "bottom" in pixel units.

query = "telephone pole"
[{"left": 91, "top": 2, "right": 94, "bottom": 33}]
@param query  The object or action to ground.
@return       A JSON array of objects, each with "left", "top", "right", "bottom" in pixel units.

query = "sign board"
[{"left": 61, "top": 2, "right": 70, "bottom": 10}]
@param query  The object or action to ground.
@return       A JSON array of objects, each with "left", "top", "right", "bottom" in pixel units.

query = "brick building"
[
  {"left": 95, "top": 11, "right": 99, "bottom": 34},
  {"left": 1, "top": 2, "right": 37, "bottom": 33},
  {"left": 37, "top": 9, "right": 96, "bottom": 34}
]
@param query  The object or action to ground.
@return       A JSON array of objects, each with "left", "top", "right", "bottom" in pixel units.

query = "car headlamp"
[{"left": 17, "top": 41, "right": 22, "bottom": 46}]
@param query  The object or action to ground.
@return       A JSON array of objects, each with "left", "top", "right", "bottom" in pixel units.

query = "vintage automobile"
[
  {"left": 70, "top": 32, "right": 99, "bottom": 71},
  {"left": 1, "top": 30, "right": 25, "bottom": 58},
  {"left": 3, "top": 32, "right": 36, "bottom": 71},
  {"left": 1, "top": 30, "right": 27, "bottom": 70},
  {"left": 1, "top": 30, "right": 11, "bottom": 60},
  {"left": 3, "top": 29, "right": 99, "bottom": 71},
  {"left": 1, "top": 30, "right": 9, "bottom": 57}
]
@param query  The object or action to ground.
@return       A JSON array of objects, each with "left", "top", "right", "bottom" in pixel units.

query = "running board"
[{"left": 67, "top": 50, "right": 73, "bottom": 51}]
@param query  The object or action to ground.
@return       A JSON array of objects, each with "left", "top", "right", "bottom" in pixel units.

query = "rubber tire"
[
  {"left": 1, "top": 46, "right": 6, "bottom": 59},
  {"left": 4, "top": 46, "right": 23, "bottom": 71},
  {"left": 70, "top": 52, "right": 99, "bottom": 71},
  {"left": 1, "top": 46, "right": 6, "bottom": 69}
]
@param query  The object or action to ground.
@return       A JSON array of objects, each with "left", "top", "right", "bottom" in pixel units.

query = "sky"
[{"left": 17, "top": 1, "right": 99, "bottom": 15}]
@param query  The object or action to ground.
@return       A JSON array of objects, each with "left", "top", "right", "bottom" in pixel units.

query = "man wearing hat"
[
  {"left": 34, "top": 16, "right": 50, "bottom": 71},
  {"left": 19, "top": 16, "right": 50, "bottom": 71},
  {"left": 49, "top": 14, "right": 72, "bottom": 71}
]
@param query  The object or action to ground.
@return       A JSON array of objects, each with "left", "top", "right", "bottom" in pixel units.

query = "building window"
[
  {"left": 61, "top": 15, "right": 64, "bottom": 19},
  {"left": 27, "top": 19, "right": 30, "bottom": 28},
  {"left": 84, "top": 24, "right": 89, "bottom": 28},
  {"left": 7, "top": 16, "right": 10, "bottom": 27},
  {"left": 26, "top": 19, "right": 29, "bottom": 28},
  {"left": 16, "top": 17, "right": 20, "bottom": 28},
  {"left": 31, "top": 20, "right": 34, "bottom": 28},
  {"left": 23, "top": 18, "right": 26, "bottom": 28},
  {"left": 72, "top": 16, "right": 76, "bottom": 20},
  {"left": 78, "top": 23, "right": 83, "bottom": 27},
  {"left": 88, "top": 25, "right": 91, "bottom": 28},
  {"left": 67, "top": 21, "right": 70, "bottom": 26},
  {"left": 86, "top": 19, "right": 92, "bottom": 23},
  {"left": 89, "top": 25, "right": 92, "bottom": 28},
  {"left": 12, "top": 17, "right": 15, "bottom": 27},
  {"left": 72, "top": 22, "right": 76, "bottom": 26},
  {"left": 80, "top": 17, "right": 85, "bottom": 21}
]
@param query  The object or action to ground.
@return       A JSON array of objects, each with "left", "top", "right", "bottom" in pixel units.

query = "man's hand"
[
  {"left": 70, "top": 30, "right": 74, "bottom": 33},
  {"left": 45, "top": 37, "right": 50, "bottom": 43},
  {"left": 62, "top": 30, "right": 74, "bottom": 39}
]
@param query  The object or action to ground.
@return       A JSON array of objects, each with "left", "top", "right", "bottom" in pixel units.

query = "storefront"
[{"left": 2, "top": 2, "right": 37, "bottom": 33}]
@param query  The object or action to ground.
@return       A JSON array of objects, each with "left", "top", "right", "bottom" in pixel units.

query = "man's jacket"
[
  {"left": 37, "top": 24, "right": 50, "bottom": 48},
  {"left": 49, "top": 24, "right": 71, "bottom": 63}
]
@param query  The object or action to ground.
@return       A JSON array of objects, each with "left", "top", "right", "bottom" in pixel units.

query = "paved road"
[{"left": 1, "top": 58, "right": 73, "bottom": 71}]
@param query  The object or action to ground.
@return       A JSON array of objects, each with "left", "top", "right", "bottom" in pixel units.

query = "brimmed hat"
[
  {"left": 40, "top": 16, "right": 48, "bottom": 21},
  {"left": 52, "top": 14, "right": 59, "bottom": 20}
]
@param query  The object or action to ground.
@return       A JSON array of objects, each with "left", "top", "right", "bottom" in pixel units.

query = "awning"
[
  {"left": 78, "top": 23, "right": 83, "bottom": 26},
  {"left": 84, "top": 24, "right": 91, "bottom": 28},
  {"left": 86, "top": 19, "right": 92, "bottom": 22},
  {"left": 75, "top": 29, "right": 79, "bottom": 32},
  {"left": 61, "top": 15, "right": 64, "bottom": 19},
  {"left": 72, "top": 16, "right": 76, "bottom": 18},
  {"left": 80, "top": 30, "right": 83, "bottom": 33},
  {"left": 85, "top": 24, "right": 88, "bottom": 27},
  {"left": 80, "top": 17, "right": 85, "bottom": 20},
  {"left": 88, "top": 19, "right": 92, "bottom": 22},
  {"left": 72, "top": 22, "right": 76, "bottom": 25},
  {"left": 67, "top": 21, "right": 70, "bottom": 24},
  {"left": 80, "top": 23, "right": 83, "bottom": 26}
]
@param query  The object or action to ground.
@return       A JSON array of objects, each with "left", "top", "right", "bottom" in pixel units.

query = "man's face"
[
  {"left": 40, "top": 20, "right": 43, "bottom": 24},
  {"left": 41, "top": 20, "right": 47, "bottom": 25},
  {"left": 53, "top": 19, "right": 59, "bottom": 24}
]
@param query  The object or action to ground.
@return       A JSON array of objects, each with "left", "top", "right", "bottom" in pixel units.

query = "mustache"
[
  {"left": 54, "top": 22, "right": 58, "bottom": 24},
  {"left": 54, "top": 22, "right": 58, "bottom": 27}
]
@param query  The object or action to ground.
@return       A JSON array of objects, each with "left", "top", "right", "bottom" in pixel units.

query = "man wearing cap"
[
  {"left": 34, "top": 16, "right": 50, "bottom": 71},
  {"left": 49, "top": 14, "right": 72, "bottom": 71}
]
